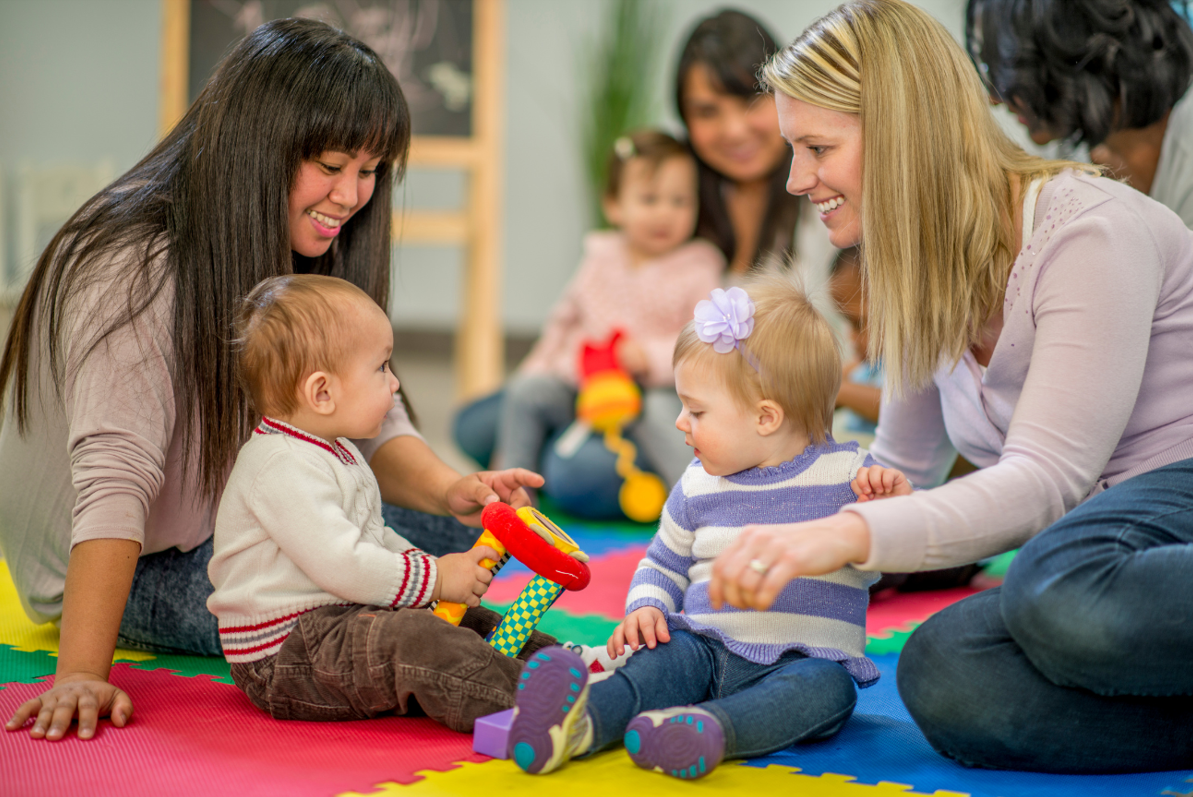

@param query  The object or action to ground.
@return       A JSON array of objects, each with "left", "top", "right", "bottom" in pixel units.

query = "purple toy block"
[{"left": 473, "top": 708, "right": 516, "bottom": 759}]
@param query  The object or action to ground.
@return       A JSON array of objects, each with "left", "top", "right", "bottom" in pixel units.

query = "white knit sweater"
[{"left": 207, "top": 418, "right": 438, "bottom": 663}]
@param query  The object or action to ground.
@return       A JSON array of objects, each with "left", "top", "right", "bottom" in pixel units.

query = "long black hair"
[
  {"left": 0, "top": 18, "right": 411, "bottom": 496},
  {"left": 966, "top": 0, "right": 1193, "bottom": 145},
  {"left": 674, "top": 9, "right": 801, "bottom": 270}
]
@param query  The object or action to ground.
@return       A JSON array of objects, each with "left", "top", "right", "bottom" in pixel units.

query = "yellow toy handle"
[{"left": 431, "top": 529, "right": 508, "bottom": 625}]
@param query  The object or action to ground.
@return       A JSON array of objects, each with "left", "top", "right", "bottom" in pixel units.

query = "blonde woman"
[{"left": 708, "top": 0, "right": 1193, "bottom": 773}]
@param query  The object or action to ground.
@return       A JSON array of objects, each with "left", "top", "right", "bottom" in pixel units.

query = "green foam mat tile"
[{"left": 0, "top": 645, "right": 55, "bottom": 688}]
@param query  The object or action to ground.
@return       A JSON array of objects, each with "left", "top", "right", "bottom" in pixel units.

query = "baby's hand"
[
  {"left": 432, "top": 546, "right": 499, "bottom": 606},
  {"left": 615, "top": 336, "right": 650, "bottom": 377},
  {"left": 607, "top": 606, "right": 669, "bottom": 658},
  {"left": 851, "top": 465, "right": 912, "bottom": 502}
]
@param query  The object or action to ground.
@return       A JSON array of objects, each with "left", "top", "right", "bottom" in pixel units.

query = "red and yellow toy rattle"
[{"left": 432, "top": 502, "right": 590, "bottom": 656}]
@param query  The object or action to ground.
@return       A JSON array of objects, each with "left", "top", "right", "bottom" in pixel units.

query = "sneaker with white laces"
[
  {"left": 624, "top": 706, "right": 725, "bottom": 779},
  {"left": 508, "top": 647, "right": 594, "bottom": 774}
]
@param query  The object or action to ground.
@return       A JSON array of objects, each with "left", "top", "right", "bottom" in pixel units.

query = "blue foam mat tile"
[{"left": 748, "top": 654, "right": 1192, "bottom": 797}]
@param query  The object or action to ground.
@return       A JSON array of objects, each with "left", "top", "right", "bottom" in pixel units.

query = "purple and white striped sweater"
[{"left": 625, "top": 440, "right": 881, "bottom": 686}]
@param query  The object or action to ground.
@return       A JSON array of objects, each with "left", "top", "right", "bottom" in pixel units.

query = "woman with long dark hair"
[
  {"left": 966, "top": 0, "right": 1193, "bottom": 226},
  {"left": 0, "top": 18, "right": 539, "bottom": 741}
]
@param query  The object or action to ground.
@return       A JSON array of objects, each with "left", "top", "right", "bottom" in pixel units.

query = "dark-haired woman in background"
[
  {"left": 675, "top": 9, "right": 833, "bottom": 279},
  {"left": 0, "top": 19, "right": 540, "bottom": 741},
  {"left": 967, "top": 0, "right": 1193, "bottom": 226},
  {"left": 452, "top": 9, "right": 836, "bottom": 519}
]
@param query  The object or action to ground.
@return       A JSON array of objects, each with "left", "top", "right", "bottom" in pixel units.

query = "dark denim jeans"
[
  {"left": 117, "top": 506, "right": 480, "bottom": 656},
  {"left": 585, "top": 630, "right": 857, "bottom": 759},
  {"left": 897, "top": 456, "right": 1193, "bottom": 773}
]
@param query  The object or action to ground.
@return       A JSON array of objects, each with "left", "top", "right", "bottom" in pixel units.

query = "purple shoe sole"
[
  {"left": 624, "top": 708, "right": 725, "bottom": 779},
  {"left": 507, "top": 647, "right": 589, "bottom": 774}
]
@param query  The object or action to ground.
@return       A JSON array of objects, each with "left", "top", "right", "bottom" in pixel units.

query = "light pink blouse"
[{"left": 847, "top": 171, "right": 1193, "bottom": 572}]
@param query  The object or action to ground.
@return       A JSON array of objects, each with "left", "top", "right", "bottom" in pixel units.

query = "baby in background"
[
  {"left": 493, "top": 129, "right": 724, "bottom": 490},
  {"left": 830, "top": 246, "right": 883, "bottom": 441},
  {"left": 507, "top": 274, "right": 910, "bottom": 779},
  {"left": 207, "top": 274, "right": 553, "bottom": 733}
]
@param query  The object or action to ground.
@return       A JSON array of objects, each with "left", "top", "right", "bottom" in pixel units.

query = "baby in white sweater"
[{"left": 207, "top": 274, "right": 552, "bottom": 731}]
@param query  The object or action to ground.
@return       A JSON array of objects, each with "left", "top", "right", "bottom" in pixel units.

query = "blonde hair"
[
  {"left": 673, "top": 271, "right": 841, "bottom": 443},
  {"left": 235, "top": 274, "right": 376, "bottom": 417},
  {"left": 762, "top": 0, "right": 1097, "bottom": 393}
]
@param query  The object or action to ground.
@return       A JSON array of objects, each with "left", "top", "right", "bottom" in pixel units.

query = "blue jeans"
[
  {"left": 897, "top": 456, "right": 1193, "bottom": 773},
  {"left": 117, "top": 506, "right": 479, "bottom": 656},
  {"left": 585, "top": 630, "right": 857, "bottom": 759},
  {"left": 453, "top": 386, "right": 690, "bottom": 519}
]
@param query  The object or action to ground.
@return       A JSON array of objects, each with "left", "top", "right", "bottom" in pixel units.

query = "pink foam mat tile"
[
  {"left": 866, "top": 578, "right": 998, "bottom": 637},
  {"left": 1, "top": 664, "right": 487, "bottom": 797}
]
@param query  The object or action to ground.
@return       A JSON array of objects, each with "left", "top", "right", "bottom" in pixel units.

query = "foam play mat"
[{"left": 2, "top": 512, "right": 1190, "bottom": 796}]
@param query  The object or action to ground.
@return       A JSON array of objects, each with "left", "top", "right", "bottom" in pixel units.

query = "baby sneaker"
[
  {"left": 624, "top": 706, "right": 724, "bottom": 780},
  {"left": 559, "top": 640, "right": 632, "bottom": 681},
  {"left": 508, "top": 646, "right": 593, "bottom": 774}
]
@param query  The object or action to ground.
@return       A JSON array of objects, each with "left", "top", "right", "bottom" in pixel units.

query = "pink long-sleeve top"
[
  {"left": 518, "top": 231, "right": 725, "bottom": 388},
  {"left": 847, "top": 171, "right": 1193, "bottom": 572},
  {"left": 0, "top": 247, "right": 420, "bottom": 624}
]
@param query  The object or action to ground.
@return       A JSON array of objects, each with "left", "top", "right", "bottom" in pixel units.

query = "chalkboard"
[{"left": 188, "top": 0, "right": 474, "bottom": 137}]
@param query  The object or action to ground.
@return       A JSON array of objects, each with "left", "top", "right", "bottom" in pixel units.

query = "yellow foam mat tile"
[
  {"left": 338, "top": 753, "right": 970, "bottom": 797},
  {"left": 0, "top": 560, "right": 154, "bottom": 662}
]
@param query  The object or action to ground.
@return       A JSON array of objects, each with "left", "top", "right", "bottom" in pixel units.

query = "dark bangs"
[
  {"left": 674, "top": 9, "right": 780, "bottom": 115},
  {"left": 294, "top": 37, "right": 411, "bottom": 178}
]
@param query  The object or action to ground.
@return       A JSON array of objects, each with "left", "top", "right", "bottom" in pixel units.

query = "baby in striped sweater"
[{"left": 509, "top": 274, "right": 910, "bottom": 779}]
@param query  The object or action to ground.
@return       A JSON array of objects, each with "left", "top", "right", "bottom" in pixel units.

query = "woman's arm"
[
  {"left": 711, "top": 200, "right": 1164, "bottom": 605},
  {"left": 7, "top": 266, "right": 180, "bottom": 739},
  {"left": 6, "top": 539, "right": 139, "bottom": 739},
  {"left": 370, "top": 435, "right": 543, "bottom": 527}
]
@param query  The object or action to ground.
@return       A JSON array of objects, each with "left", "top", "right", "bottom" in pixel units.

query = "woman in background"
[
  {"left": 967, "top": 0, "right": 1193, "bottom": 226},
  {"left": 453, "top": 9, "right": 835, "bottom": 518}
]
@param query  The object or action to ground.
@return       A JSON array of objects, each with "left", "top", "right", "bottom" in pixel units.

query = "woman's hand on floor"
[{"left": 5, "top": 672, "right": 132, "bottom": 741}]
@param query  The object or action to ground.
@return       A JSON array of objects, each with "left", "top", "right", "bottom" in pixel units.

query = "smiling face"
[
  {"left": 289, "top": 150, "right": 382, "bottom": 257},
  {"left": 329, "top": 298, "right": 400, "bottom": 440},
  {"left": 775, "top": 92, "right": 864, "bottom": 249},
  {"left": 603, "top": 156, "right": 699, "bottom": 262},
  {"left": 681, "top": 64, "right": 790, "bottom": 186}
]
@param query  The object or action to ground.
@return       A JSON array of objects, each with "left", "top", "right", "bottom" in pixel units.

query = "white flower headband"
[
  {"left": 693, "top": 287, "right": 761, "bottom": 371},
  {"left": 613, "top": 136, "right": 636, "bottom": 161}
]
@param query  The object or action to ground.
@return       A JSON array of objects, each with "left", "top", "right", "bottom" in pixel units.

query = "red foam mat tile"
[{"left": 2, "top": 664, "right": 484, "bottom": 797}]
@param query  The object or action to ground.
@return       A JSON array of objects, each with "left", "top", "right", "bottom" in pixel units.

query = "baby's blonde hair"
[
  {"left": 762, "top": 0, "right": 1095, "bottom": 393},
  {"left": 235, "top": 274, "right": 375, "bottom": 417},
  {"left": 673, "top": 272, "right": 841, "bottom": 443}
]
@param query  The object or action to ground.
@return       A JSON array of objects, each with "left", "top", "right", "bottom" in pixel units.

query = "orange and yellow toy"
[
  {"left": 574, "top": 330, "right": 668, "bottom": 522},
  {"left": 433, "top": 502, "right": 591, "bottom": 657}
]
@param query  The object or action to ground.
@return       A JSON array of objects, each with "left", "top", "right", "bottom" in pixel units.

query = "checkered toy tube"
[
  {"left": 487, "top": 575, "right": 567, "bottom": 656},
  {"left": 435, "top": 503, "right": 592, "bottom": 657}
]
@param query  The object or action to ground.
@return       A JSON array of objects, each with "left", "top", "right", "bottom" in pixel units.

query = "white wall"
[
  {"left": 0, "top": 0, "right": 161, "bottom": 281},
  {"left": 489, "top": 0, "right": 970, "bottom": 335},
  {"left": 2, "top": 0, "right": 1003, "bottom": 337}
]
